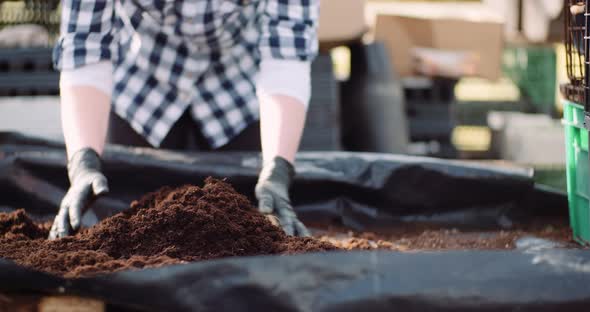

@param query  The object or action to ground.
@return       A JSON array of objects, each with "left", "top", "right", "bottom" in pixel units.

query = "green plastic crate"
[{"left": 563, "top": 100, "right": 590, "bottom": 245}]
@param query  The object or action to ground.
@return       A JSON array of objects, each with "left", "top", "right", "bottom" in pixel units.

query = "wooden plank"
[
  {"left": 0, "top": 293, "right": 38, "bottom": 312},
  {"left": 39, "top": 296, "right": 104, "bottom": 312},
  {"left": 0, "top": 293, "right": 105, "bottom": 312}
]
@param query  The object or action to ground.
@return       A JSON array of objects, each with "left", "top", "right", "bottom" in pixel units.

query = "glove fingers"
[
  {"left": 49, "top": 205, "right": 70, "bottom": 239},
  {"left": 293, "top": 219, "right": 311, "bottom": 237},
  {"left": 278, "top": 216, "right": 295, "bottom": 236},
  {"left": 92, "top": 175, "right": 109, "bottom": 196},
  {"left": 48, "top": 218, "right": 59, "bottom": 240},
  {"left": 69, "top": 186, "right": 91, "bottom": 231},
  {"left": 257, "top": 194, "right": 275, "bottom": 215},
  {"left": 276, "top": 206, "right": 296, "bottom": 236},
  {"left": 275, "top": 200, "right": 298, "bottom": 235}
]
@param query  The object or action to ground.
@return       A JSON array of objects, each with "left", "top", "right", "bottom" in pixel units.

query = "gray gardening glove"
[
  {"left": 49, "top": 148, "right": 108, "bottom": 239},
  {"left": 255, "top": 157, "right": 310, "bottom": 237}
]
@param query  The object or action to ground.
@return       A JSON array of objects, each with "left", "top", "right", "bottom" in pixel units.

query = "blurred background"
[{"left": 0, "top": 0, "right": 568, "bottom": 191}]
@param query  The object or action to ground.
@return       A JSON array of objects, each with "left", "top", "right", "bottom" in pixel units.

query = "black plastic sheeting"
[
  {"left": 3, "top": 250, "right": 590, "bottom": 311},
  {"left": 0, "top": 132, "right": 586, "bottom": 311},
  {"left": 0, "top": 132, "right": 566, "bottom": 229}
]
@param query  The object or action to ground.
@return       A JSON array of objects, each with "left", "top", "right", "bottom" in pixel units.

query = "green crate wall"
[{"left": 563, "top": 100, "right": 590, "bottom": 245}]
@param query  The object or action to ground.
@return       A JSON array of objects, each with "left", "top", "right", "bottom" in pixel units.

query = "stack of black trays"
[
  {"left": 404, "top": 77, "right": 458, "bottom": 158},
  {"left": 0, "top": 0, "right": 60, "bottom": 96}
]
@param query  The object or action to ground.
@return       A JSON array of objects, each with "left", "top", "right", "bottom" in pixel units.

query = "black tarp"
[{"left": 0, "top": 132, "right": 586, "bottom": 311}]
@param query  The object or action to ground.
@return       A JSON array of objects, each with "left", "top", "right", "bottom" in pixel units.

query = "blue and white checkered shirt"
[{"left": 53, "top": 0, "right": 319, "bottom": 148}]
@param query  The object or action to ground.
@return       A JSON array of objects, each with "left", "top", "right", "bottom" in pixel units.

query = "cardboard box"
[
  {"left": 372, "top": 3, "right": 505, "bottom": 80},
  {"left": 318, "top": 0, "right": 366, "bottom": 44}
]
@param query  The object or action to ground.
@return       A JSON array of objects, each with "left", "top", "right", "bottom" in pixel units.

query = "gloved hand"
[
  {"left": 49, "top": 148, "right": 108, "bottom": 239},
  {"left": 255, "top": 156, "right": 310, "bottom": 237}
]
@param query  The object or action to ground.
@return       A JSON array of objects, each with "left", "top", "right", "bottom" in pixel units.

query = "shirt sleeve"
[
  {"left": 53, "top": 0, "right": 117, "bottom": 71},
  {"left": 256, "top": 59, "right": 311, "bottom": 107},
  {"left": 258, "top": 0, "right": 320, "bottom": 61},
  {"left": 60, "top": 61, "right": 113, "bottom": 96}
]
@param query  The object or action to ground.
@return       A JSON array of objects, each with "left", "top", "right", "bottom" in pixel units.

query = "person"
[{"left": 49, "top": 0, "right": 319, "bottom": 239}]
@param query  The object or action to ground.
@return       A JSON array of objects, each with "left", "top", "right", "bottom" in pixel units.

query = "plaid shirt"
[{"left": 53, "top": 0, "right": 319, "bottom": 148}]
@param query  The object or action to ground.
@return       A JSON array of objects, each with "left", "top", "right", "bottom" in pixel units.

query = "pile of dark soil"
[{"left": 0, "top": 178, "right": 335, "bottom": 278}]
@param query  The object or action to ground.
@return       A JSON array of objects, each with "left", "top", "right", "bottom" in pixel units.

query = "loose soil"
[
  {"left": 0, "top": 178, "right": 579, "bottom": 278},
  {"left": 0, "top": 178, "right": 334, "bottom": 278},
  {"left": 313, "top": 221, "right": 577, "bottom": 251}
]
